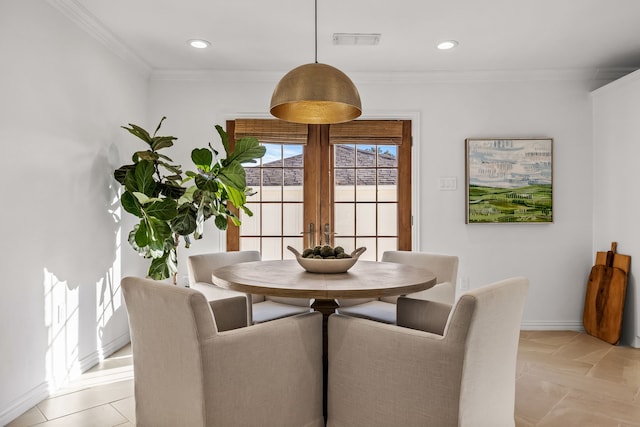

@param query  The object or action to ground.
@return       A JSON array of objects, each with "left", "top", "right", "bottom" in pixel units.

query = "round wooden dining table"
[
  {"left": 212, "top": 258, "right": 437, "bottom": 419},
  {"left": 211, "top": 258, "right": 436, "bottom": 319}
]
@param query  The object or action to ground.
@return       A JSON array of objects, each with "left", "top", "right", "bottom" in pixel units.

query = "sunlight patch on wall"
[{"left": 43, "top": 268, "right": 80, "bottom": 391}]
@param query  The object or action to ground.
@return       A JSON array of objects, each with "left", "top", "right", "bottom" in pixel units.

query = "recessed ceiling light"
[
  {"left": 437, "top": 40, "right": 458, "bottom": 50},
  {"left": 188, "top": 39, "right": 211, "bottom": 49},
  {"left": 333, "top": 33, "right": 381, "bottom": 46}
]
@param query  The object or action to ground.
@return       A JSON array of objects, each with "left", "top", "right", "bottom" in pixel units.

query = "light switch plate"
[{"left": 438, "top": 177, "right": 457, "bottom": 191}]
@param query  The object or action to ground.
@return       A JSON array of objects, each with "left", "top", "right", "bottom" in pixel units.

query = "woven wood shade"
[
  {"left": 234, "top": 119, "right": 308, "bottom": 145},
  {"left": 329, "top": 120, "right": 404, "bottom": 145}
]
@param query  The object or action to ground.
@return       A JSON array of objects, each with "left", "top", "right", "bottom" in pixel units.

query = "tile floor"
[{"left": 6, "top": 331, "right": 640, "bottom": 426}]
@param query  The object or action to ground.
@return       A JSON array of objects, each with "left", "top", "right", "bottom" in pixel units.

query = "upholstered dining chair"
[
  {"left": 122, "top": 276, "right": 324, "bottom": 427},
  {"left": 337, "top": 251, "right": 459, "bottom": 323},
  {"left": 328, "top": 276, "right": 529, "bottom": 427},
  {"left": 187, "top": 251, "right": 312, "bottom": 324}
]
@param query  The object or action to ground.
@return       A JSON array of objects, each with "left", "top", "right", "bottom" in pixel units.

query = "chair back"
[
  {"left": 449, "top": 276, "right": 529, "bottom": 427},
  {"left": 122, "top": 276, "right": 219, "bottom": 426},
  {"left": 380, "top": 251, "right": 459, "bottom": 304},
  {"left": 188, "top": 250, "right": 264, "bottom": 303},
  {"left": 381, "top": 250, "right": 458, "bottom": 284},
  {"left": 187, "top": 250, "right": 261, "bottom": 284}
]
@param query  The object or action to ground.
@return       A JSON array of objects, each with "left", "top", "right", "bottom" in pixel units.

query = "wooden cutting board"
[{"left": 583, "top": 242, "right": 631, "bottom": 345}]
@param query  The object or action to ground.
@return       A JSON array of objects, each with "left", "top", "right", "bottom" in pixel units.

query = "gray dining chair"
[
  {"left": 187, "top": 250, "right": 312, "bottom": 324},
  {"left": 337, "top": 250, "right": 459, "bottom": 323},
  {"left": 122, "top": 276, "right": 324, "bottom": 427},
  {"left": 328, "top": 276, "right": 529, "bottom": 427}
]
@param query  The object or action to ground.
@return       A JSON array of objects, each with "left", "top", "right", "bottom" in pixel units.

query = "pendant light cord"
[{"left": 314, "top": 0, "right": 318, "bottom": 64}]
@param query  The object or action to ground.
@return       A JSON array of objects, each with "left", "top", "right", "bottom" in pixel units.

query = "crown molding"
[
  {"left": 150, "top": 67, "right": 637, "bottom": 85},
  {"left": 46, "top": 0, "right": 151, "bottom": 77}
]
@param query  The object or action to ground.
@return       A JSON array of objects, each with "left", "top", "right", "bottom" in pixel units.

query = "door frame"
[{"left": 223, "top": 112, "right": 422, "bottom": 251}]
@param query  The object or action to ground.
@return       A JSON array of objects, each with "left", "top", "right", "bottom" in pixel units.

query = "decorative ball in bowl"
[{"left": 287, "top": 245, "right": 367, "bottom": 274}]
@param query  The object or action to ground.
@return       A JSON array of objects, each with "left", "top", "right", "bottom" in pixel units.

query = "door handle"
[{"left": 300, "top": 223, "right": 316, "bottom": 247}]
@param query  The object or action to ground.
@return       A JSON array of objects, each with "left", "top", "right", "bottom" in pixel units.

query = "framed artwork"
[{"left": 465, "top": 138, "right": 553, "bottom": 223}]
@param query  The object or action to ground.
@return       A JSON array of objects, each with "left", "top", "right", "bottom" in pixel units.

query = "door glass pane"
[
  {"left": 334, "top": 237, "right": 355, "bottom": 253},
  {"left": 283, "top": 203, "right": 304, "bottom": 235},
  {"left": 240, "top": 203, "right": 260, "bottom": 235},
  {"left": 356, "top": 203, "right": 376, "bottom": 236},
  {"left": 262, "top": 204, "right": 282, "bottom": 236},
  {"left": 378, "top": 238, "right": 398, "bottom": 260},
  {"left": 377, "top": 169, "right": 397, "bottom": 202},
  {"left": 378, "top": 145, "right": 398, "bottom": 167},
  {"left": 334, "top": 203, "right": 355, "bottom": 236},
  {"left": 356, "top": 145, "right": 376, "bottom": 167},
  {"left": 283, "top": 237, "right": 304, "bottom": 259},
  {"left": 261, "top": 238, "right": 282, "bottom": 260},
  {"left": 355, "top": 237, "right": 377, "bottom": 261},
  {"left": 336, "top": 144, "right": 355, "bottom": 167},
  {"left": 262, "top": 144, "right": 283, "bottom": 167},
  {"left": 335, "top": 169, "right": 355, "bottom": 201},
  {"left": 283, "top": 145, "right": 303, "bottom": 201},
  {"left": 356, "top": 169, "right": 377, "bottom": 202},
  {"left": 240, "top": 237, "right": 261, "bottom": 252},
  {"left": 378, "top": 203, "right": 398, "bottom": 236}
]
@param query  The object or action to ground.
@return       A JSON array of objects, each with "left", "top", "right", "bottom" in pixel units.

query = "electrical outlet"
[{"left": 460, "top": 277, "right": 469, "bottom": 290}]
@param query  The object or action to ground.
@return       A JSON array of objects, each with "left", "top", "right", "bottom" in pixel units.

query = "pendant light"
[{"left": 270, "top": 0, "right": 362, "bottom": 124}]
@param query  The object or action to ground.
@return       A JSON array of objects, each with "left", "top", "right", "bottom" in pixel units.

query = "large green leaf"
[
  {"left": 191, "top": 148, "right": 213, "bottom": 171},
  {"left": 226, "top": 137, "right": 266, "bottom": 165},
  {"left": 158, "top": 161, "right": 182, "bottom": 176},
  {"left": 133, "top": 150, "right": 158, "bottom": 162},
  {"left": 144, "top": 197, "right": 178, "bottom": 220},
  {"left": 151, "top": 135, "right": 177, "bottom": 151},
  {"left": 128, "top": 226, "right": 152, "bottom": 258},
  {"left": 122, "top": 123, "right": 152, "bottom": 145},
  {"left": 218, "top": 161, "right": 246, "bottom": 190},
  {"left": 240, "top": 204, "right": 254, "bottom": 217},
  {"left": 121, "top": 191, "right": 142, "bottom": 217},
  {"left": 160, "top": 182, "right": 186, "bottom": 199},
  {"left": 148, "top": 255, "right": 171, "bottom": 280},
  {"left": 195, "top": 174, "right": 219, "bottom": 192},
  {"left": 215, "top": 125, "right": 230, "bottom": 155},
  {"left": 124, "top": 167, "right": 138, "bottom": 193},
  {"left": 147, "top": 216, "right": 172, "bottom": 248},
  {"left": 170, "top": 205, "right": 197, "bottom": 236},
  {"left": 214, "top": 215, "right": 228, "bottom": 230},
  {"left": 114, "top": 165, "right": 134, "bottom": 185},
  {"left": 224, "top": 185, "right": 246, "bottom": 209},
  {"left": 135, "top": 221, "right": 149, "bottom": 247},
  {"left": 134, "top": 160, "right": 157, "bottom": 196}
]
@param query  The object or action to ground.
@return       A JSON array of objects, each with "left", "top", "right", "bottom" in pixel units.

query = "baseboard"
[
  {"left": 78, "top": 331, "right": 131, "bottom": 372},
  {"left": 1, "top": 332, "right": 131, "bottom": 426},
  {"left": 0, "top": 381, "right": 49, "bottom": 426},
  {"left": 520, "top": 320, "right": 584, "bottom": 331}
]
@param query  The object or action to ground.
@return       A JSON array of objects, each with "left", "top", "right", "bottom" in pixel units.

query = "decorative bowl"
[{"left": 287, "top": 246, "right": 367, "bottom": 274}]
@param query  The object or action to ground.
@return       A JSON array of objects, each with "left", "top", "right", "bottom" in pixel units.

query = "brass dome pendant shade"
[
  {"left": 270, "top": 0, "right": 362, "bottom": 124},
  {"left": 270, "top": 63, "right": 361, "bottom": 124}
]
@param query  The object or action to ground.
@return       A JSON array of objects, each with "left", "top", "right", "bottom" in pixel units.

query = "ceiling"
[{"left": 70, "top": 0, "right": 640, "bottom": 74}]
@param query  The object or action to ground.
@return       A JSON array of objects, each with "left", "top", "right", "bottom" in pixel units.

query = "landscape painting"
[{"left": 465, "top": 138, "right": 553, "bottom": 223}]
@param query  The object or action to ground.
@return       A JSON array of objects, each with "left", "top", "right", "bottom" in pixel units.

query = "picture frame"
[{"left": 465, "top": 138, "right": 553, "bottom": 223}]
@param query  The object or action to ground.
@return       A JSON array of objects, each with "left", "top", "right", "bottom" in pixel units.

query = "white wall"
[
  {"left": 147, "top": 71, "right": 607, "bottom": 332},
  {"left": 591, "top": 70, "right": 640, "bottom": 347},
  {"left": 0, "top": 1, "right": 148, "bottom": 423}
]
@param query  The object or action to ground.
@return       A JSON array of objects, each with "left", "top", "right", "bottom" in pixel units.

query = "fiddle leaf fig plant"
[{"left": 114, "top": 117, "right": 265, "bottom": 283}]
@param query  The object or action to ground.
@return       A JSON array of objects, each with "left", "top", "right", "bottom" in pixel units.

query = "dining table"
[{"left": 211, "top": 258, "right": 437, "bottom": 418}]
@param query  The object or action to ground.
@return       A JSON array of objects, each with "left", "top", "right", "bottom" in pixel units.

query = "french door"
[{"left": 226, "top": 119, "right": 412, "bottom": 261}]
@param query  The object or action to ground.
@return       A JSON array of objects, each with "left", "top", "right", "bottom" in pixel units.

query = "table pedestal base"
[{"left": 310, "top": 298, "right": 339, "bottom": 421}]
